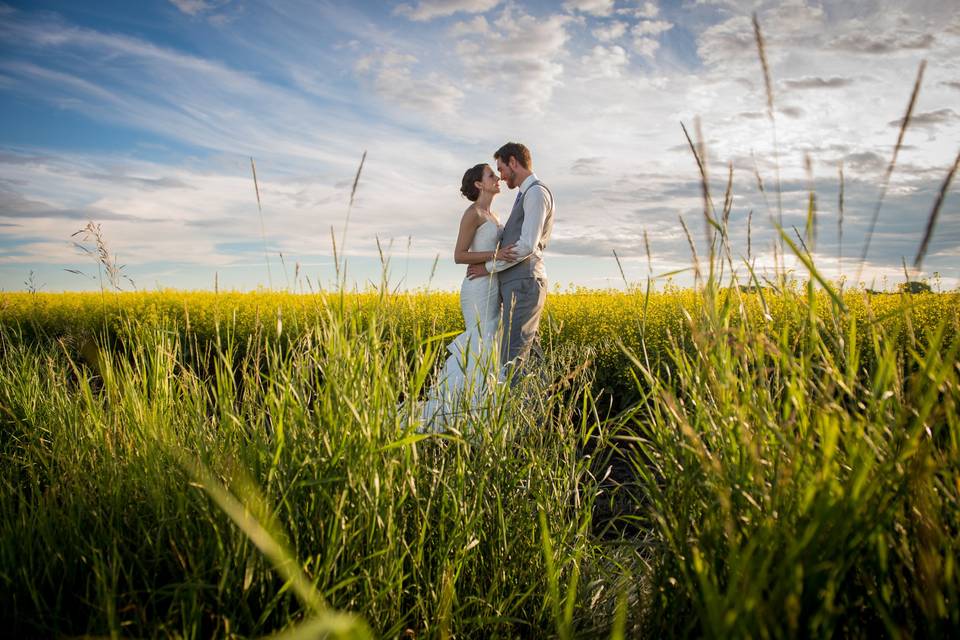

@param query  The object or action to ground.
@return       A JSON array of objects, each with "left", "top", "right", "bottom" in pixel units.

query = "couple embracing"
[{"left": 421, "top": 142, "right": 555, "bottom": 430}]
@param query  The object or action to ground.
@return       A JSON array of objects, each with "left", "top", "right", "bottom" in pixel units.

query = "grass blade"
[
  {"left": 856, "top": 60, "right": 926, "bottom": 282},
  {"left": 913, "top": 148, "right": 959, "bottom": 271},
  {"left": 251, "top": 157, "right": 273, "bottom": 289}
]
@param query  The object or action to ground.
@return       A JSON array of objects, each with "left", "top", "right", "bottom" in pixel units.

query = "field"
[{"left": 1, "top": 283, "right": 958, "bottom": 638}]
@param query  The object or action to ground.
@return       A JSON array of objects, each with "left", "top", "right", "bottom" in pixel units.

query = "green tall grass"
[
  {"left": 2, "top": 279, "right": 956, "bottom": 637},
  {"left": 619, "top": 277, "right": 960, "bottom": 637},
  {"left": 0, "top": 302, "right": 617, "bottom": 637}
]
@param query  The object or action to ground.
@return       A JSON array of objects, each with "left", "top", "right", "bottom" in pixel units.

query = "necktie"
[{"left": 514, "top": 189, "right": 523, "bottom": 208}]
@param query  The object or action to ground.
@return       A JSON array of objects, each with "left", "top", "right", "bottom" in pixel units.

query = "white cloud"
[
  {"left": 168, "top": 0, "right": 231, "bottom": 17},
  {"left": 695, "top": 0, "right": 831, "bottom": 69},
  {"left": 692, "top": 0, "right": 763, "bottom": 11},
  {"left": 169, "top": 0, "right": 213, "bottom": 16},
  {"left": 829, "top": 30, "right": 935, "bottom": 54},
  {"left": 454, "top": 6, "right": 572, "bottom": 112},
  {"left": 766, "top": 0, "right": 824, "bottom": 26},
  {"left": 696, "top": 15, "right": 756, "bottom": 66},
  {"left": 695, "top": 1, "right": 949, "bottom": 72},
  {"left": 592, "top": 21, "right": 627, "bottom": 42},
  {"left": 0, "top": 137, "right": 483, "bottom": 287},
  {"left": 618, "top": 1, "right": 660, "bottom": 19},
  {"left": 0, "top": 34, "right": 358, "bottom": 165},
  {"left": 0, "top": 152, "right": 259, "bottom": 267},
  {"left": 946, "top": 15, "right": 960, "bottom": 36},
  {"left": 632, "top": 19, "right": 673, "bottom": 37},
  {"left": 632, "top": 36, "right": 661, "bottom": 58},
  {"left": 373, "top": 66, "right": 465, "bottom": 115},
  {"left": 582, "top": 45, "right": 629, "bottom": 78},
  {"left": 637, "top": 1, "right": 659, "bottom": 18},
  {"left": 571, "top": 156, "right": 606, "bottom": 175},
  {"left": 354, "top": 50, "right": 463, "bottom": 115},
  {"left": 782, "top": 76, "right": 855, "bottom": 90},
  {"left": 354, "top": 54, "right": 374, "bottom": 74},
  {"left": 395, "top": 0, "right": 500, "bottom": 21},
  {"left": 448, "top": 16, "right": 489, "bottom": 38},
  {"left": 563, "top": 0, "right": 616, "bottom": 17},
  {"left": 381, "top": 51, "right": 418, "bottom": 67},
  {"left": 888, "top": 108, "right": 958, "bottom": 129}
]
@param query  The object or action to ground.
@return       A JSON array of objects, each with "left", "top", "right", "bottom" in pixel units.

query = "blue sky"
[{"left": 1, "top": 0, "right": 958, "bottom": 292}]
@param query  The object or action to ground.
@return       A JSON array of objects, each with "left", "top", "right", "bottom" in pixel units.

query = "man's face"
[{"left": 496, "top": 158, "right": 516, "bottom": 189}]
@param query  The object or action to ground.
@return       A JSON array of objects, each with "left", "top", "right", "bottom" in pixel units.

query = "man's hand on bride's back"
[
  {"left": 498, "top": 243, "right": 518, "bottom": 262},
  {"left": 466, "top": 263, "right": 489, "bottom": 280}
]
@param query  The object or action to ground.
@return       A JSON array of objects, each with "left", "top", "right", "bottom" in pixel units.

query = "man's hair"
[{"left": 494, "top": 142, "right": 532, "bottom": 170}]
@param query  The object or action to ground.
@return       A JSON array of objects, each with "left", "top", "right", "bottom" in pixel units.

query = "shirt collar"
[{"left": 518, "top": 173, "right": 539, "bottom": 195}]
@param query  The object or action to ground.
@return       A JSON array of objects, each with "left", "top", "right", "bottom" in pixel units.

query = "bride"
[{"left": 420, "top": 163, "right": 517, "bottom": 430}]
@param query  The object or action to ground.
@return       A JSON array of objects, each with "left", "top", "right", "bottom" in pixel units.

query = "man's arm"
[{"left": 485, "top": 185, "right": 550, "bottom": 273}]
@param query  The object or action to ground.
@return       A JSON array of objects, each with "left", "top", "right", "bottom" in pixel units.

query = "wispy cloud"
[
  {"left": 618, "top": 2, "right": 660, "bottom": 19},
  {"left": 168, "top": 0, "right": 226, "bottom": 17},
  {"left": 888, "top": 108, "right": 958, "bottom": 128},
  {"left": 453, "top": 6, "right": 572, "bottom": 112},
  {"left": 592, "top": 20, "right": 627, "bottom": 42},
  {"left": 571, "top": 157, "right": 605, "bottom": 176},
  {"left": 448, "top": 16, "right": 490, "bottom": 38},
  {"left": 0, "top": 12, "right": 390, "bottom": 166},
  {"left": 632, "top": 19, "right": 672, "bottom": 36},
  {"left": 829, "top": 30, "right": 935, "bottom": 54},
  {"left": 782, "top": 76, "right": 855, "bottom": 90},
  {"left": 356, "top": 51, "right": 464, "bottom": 114},
  {"left": 582, "top": 45, "right": 629, "bottom": 78},
  {"left": 395, "top": 0, "right": 500, "bottom": 21},
  {"left": 844, "top": 151, "right": 886, "bottom": 174},
  {"left": 563, "top": 0, "right": 616, "bottom": 17}
]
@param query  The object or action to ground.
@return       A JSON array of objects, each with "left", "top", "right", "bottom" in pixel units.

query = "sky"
[{"left": 1, "top": 0, "right": 958, "bottom": 293}]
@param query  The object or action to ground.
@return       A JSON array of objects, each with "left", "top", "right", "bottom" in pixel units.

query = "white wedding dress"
[{"left": 420, "top": 220, "right": 502, "bottom": 431}]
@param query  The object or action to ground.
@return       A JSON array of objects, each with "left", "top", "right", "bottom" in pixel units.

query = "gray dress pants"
[{"left": 499, "top": 276, "right": 547, "bottom": 375}]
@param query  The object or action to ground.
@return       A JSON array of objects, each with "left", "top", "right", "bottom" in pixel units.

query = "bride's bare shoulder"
[{"left": 461, "top": 203, "right": 483, "bottom": 223}]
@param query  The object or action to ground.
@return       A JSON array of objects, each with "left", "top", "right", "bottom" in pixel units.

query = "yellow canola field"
[{"left": 2, "top": 288, "right": 957, "bottom": 395}]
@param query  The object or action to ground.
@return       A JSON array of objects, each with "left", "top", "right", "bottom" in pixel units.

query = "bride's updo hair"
[{"left": 460, "top": 163, "right": 487, "bottom": 201}]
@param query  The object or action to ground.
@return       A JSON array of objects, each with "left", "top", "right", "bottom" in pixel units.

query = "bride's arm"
[{"left": 453, "top": 211, "right": 497, "bottom": 264}]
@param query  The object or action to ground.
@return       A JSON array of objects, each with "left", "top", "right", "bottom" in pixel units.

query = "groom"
[{"left": 467, "top": 142, "right": 555, "bottom": 379}]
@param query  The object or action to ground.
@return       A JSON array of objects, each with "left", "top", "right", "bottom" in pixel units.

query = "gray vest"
[{"left": 500, "top": 179, "right": 554, "bottom": 283}]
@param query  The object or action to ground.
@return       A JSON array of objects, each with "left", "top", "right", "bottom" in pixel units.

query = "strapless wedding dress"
[{"left": 421, "top": 220, "right": 502, "bottom": 430}]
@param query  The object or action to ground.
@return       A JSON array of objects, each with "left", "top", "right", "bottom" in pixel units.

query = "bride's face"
[{"left": 477, "top": 165, "right": 501, "bottom": 196}]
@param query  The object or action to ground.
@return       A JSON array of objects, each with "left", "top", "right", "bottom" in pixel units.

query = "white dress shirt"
[{"left": 485, "top": 173, "right": 553, "bottom": 274}]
